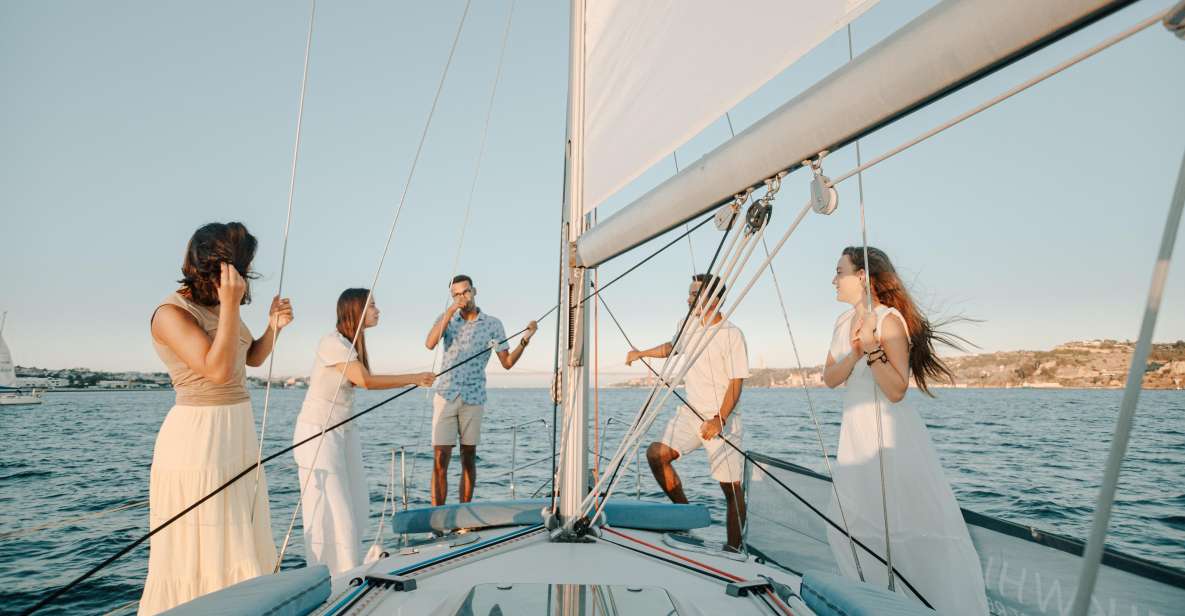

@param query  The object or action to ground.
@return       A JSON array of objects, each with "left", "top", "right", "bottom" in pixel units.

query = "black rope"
[
  {"left": 21, "top": 308, "right": 554, "bottom": 616},
  {"left": 593, "top": 293, "right": 934, "bottom": 609},
  {"left": 24, "top": 210, "right": 719, "bottom": 615},
  {"left": 591, "top": 208, "right": 738, "bottom": 507},
  {"left": 575, "top": 211, "right": 716, "bottom": 306}
]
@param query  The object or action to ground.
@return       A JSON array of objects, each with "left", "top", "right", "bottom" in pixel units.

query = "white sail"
[
  {"left": 583, "top": 0, "right": 878, "bottom": 211},
  {"left": 578, "top": 0, "right": 1131, "bottom": 267},
  {"left": 0, "top": 331, "right": 17, "bottom": 387}
]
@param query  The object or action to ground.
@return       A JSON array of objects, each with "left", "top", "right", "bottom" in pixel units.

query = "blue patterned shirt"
[{"left": 434, "top": 309, "right": 508, "bottom": 406}]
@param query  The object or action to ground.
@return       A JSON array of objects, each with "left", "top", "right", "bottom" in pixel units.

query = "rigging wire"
[
  {"left": 592, "top": 290, "right": 933, "bottom": 609},
  {"left": 586, "top": 196, "right": 761, "bottom": 514},
  {"left": 846, "top": 23, "right": 895, "bottom": 591},
  {"left": 249, "top": 0, "right": 317, "bottom": 522},
  {"left": 271, "top": 0, "right": 477, "bottom": 572},
  {"left": 586, "top": 206, "right": 742, "bottom": 513},
  {"left": 415, "top": 0, "right": 518, "bottom": 505},
  {"left": 827, "top": 9, "right": 1169, "bottom": 189},
  {"left": 761, "top": 235, "right": 864, "bottom": 582}
]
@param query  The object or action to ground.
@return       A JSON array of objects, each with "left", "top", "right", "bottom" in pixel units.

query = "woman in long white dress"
[
  {"left": 141, "top": 222, "right": 294, "bottom": 614},
  {"left": 293, "top": 288, "right": 435, "bottom": 576},
  {"left": 822, "top": 246, "right": 988, "bottom": 615}
]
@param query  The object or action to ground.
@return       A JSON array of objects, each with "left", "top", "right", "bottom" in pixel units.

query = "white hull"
[{"left": 0, "top": 392, "right": 42, "bottom": 406}]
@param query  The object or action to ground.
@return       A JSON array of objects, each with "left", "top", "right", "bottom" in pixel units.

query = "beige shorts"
[
  {"left": 659, "top": 406, "right": 744, "bottom": 483},
  {"left": 432, "top": 394, "right": 484, "bottom": 447}
]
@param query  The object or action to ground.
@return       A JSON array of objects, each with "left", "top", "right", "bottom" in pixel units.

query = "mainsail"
[
  {"left": 582, "top": 0, "right": 878, "bottom": 211},
  {"left": 0, "top": 314, "right": 17, "bottom": 388}
]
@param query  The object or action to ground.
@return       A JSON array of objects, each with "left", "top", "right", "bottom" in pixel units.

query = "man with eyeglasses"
[{"left": 425, "top": 274, "right": 537, "bottom": 506}]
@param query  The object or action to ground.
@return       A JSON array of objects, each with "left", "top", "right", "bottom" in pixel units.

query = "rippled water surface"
[{"left": 1, "top": 387, "right": 1182, "bottom": 614}]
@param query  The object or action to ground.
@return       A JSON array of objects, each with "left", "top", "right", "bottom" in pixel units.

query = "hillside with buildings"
[{"left": 610, "top": 340, "right": 1185, "bottom": 390}]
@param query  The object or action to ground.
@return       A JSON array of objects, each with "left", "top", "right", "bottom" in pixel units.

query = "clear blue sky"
[{"left": 2, "top": 1, "right": 1183, "bottom": 385}]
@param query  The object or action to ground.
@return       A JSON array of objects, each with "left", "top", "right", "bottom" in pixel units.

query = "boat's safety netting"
[{"left": 742, "top": 453, "right": 1185, "bottom": 616}]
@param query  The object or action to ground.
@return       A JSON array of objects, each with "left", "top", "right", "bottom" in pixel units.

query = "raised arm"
[
  {"left": 151, "top": 264, "right": 245, "bottom": 385},
  {"left": 246, "top": 295, "right": 294, "bottom": 367},
  {"left": 823, "top": 350, "right": 861, "bottom": 388},
  {"left": 857, "top": 312, "right": 910, "bottom": 402},
  {"left": 335, "top": 362, "right": 436, "bottom": 390},
  {"left": 426, "top": 296, "right": 464, "bottom": 350},
  {"left": 625, "top": 342, "right": 673, "bottom": 366},
  {"left": 496, "top": 320, "right": 538, "bottom": 369}
]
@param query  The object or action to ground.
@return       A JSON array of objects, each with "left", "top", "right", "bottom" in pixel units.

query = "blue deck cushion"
[
  {"left": 391, "top": 499, "right": 711, "bottom": 534},
  {"left": 801, "top": 571, "right": 934, "bottom": 616},
  {"left": 603, "top": 500, "right": 711, "bottom": 531},
  {"left": 160, "top": 565, "right": 330, "bottom": 616}
]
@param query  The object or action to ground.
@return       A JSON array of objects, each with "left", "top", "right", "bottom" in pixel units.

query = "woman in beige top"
[{"left": 139, "top": 222, "right": 294, "bottom": 615}]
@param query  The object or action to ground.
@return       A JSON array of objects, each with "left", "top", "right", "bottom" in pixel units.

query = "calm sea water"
[{"left": 1, "top": 387, "right": 1182, "bottom": 614}]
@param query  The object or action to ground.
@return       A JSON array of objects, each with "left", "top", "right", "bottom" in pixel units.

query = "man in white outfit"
[{"left": 626, "top": 273, "right": 750, "bottom": 551}]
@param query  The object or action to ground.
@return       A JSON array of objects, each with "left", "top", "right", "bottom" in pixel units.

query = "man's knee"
[
  {"left": 434, "top": 446, "right": 453, "bottom": 466},
  {"left": 720, "top": 482, "right": 744, "bottom": 502},
  {"left": 459, "top": 445, "right": 477, "bottom": 465},
  {"left": 647, "top": 442, "right": 677, "bottom": 466}
]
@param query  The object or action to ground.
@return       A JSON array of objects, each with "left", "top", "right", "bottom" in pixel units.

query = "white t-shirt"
[
  {"left": 672, "top": 317, "right": 750, "bottom": 417},
  {"left": 298, "top": 332, "right": 360, "bottom": 424}
]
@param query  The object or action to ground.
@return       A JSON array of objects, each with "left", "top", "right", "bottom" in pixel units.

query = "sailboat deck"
[{"left": 322, "top": 525, "right": 802, "bottom": 615}]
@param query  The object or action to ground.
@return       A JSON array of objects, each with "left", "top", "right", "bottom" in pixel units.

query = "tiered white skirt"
[{"left": 138, "top": 402, "right": 277, "bottom": 615}]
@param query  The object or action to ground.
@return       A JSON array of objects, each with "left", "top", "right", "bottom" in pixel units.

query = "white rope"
[
  {"left": 249, "top": 0, "right": 317, "bottom": 522},
  {"left": 845, "top": 22, "right": 895, "bottom": 591},
  {"left": 0, "top": 499, "right": 148, "bottom": 541},
  {"left": 586, "top": 198, "right": 815, "bottom": 523},
  {"left": 588, "top": 222, "right": 764, "bottom": 520},
  {"left": 369, "top": 448, "right": 396, "bottom": 552},
  {"left": 578, "top": 209, "right": 744, "bottom": 511},
  {"left": 828, "top": 9, "right": 1169, "bottom": 189},
  {"left": 274, "top": 0, "right": 475, "bottom": 571},
  {"left": 761, "top": 234, "right": 864, "bottom": 581},
  {"left": 415, "top": 0, "right": 518, "bottom": 500},
  {"left": 580, "top": 211, "right": 749, "bottom": 514}
]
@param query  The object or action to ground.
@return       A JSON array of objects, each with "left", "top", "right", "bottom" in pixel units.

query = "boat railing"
[{"left": 741, "top": 451, "right": 1185, "bottom": 615}]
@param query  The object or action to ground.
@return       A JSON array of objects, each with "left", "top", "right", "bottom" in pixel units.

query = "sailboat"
[
  {"left": 0, "top": 312, "right": 43, "bottom": 407},
  {"left": 19, "top": 0, "right": 1185, "bottom": 614}
]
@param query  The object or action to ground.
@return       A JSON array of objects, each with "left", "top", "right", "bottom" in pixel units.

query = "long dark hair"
[
  {"left": 178, "top": 222, "right": 259, "bottom": 306},
  {"left": 843, "top": 246, "right": 969, "bottom": 396},
  {"left": 336, "top": 288, "right": 371, "bottom": 370}
]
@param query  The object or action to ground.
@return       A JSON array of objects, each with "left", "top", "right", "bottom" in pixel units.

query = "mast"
[{"left": 556, "top": 0, "right": 590, "bottom": 527}]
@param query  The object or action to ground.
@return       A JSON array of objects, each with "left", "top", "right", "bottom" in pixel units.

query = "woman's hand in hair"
[
  {"left": 269, "top": 295, "right": 294, "bottom": 331},
  {"left": 216, "top": 262, "right": 247, "bottom": 307}
]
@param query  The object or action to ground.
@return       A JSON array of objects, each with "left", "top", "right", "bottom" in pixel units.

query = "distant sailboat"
[{"left": 0, "top": 312, "right": 43, "bottom": 406}]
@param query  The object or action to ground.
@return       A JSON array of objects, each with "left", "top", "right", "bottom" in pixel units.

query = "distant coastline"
[
  {"left": 15, "top": 339, "right": 1185, "bottom": 392},
  {"left": 610, "top": 339, "right": 1185, "bottom": 390}
]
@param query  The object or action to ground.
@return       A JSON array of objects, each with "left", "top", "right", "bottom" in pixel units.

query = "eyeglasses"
[{"left": 451, "top": 289, "right": 473, "bottom": 299}]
